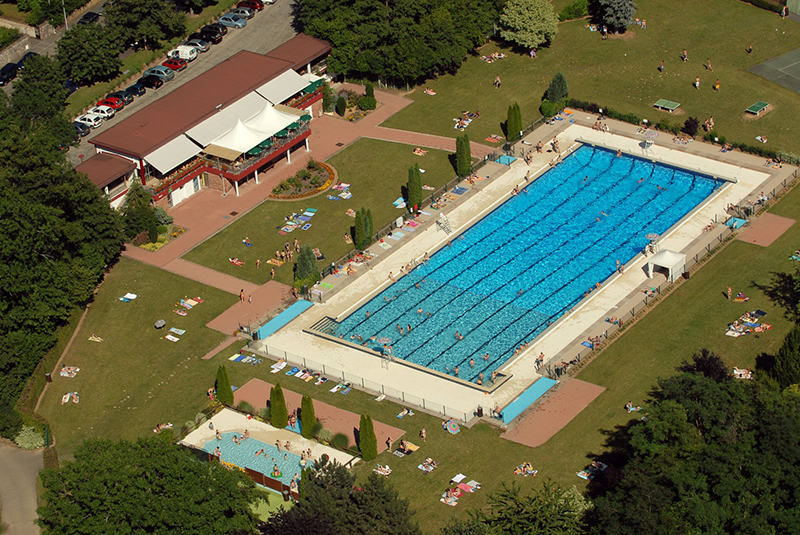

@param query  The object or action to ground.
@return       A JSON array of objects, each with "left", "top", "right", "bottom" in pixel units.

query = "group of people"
[{"left": 592, "top": 122, "right": 610, "bottom": 132}]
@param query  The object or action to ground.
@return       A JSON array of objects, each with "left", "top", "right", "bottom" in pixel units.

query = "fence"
[{"left": 250, "top": 342, "right": 474, "bottom": 423}]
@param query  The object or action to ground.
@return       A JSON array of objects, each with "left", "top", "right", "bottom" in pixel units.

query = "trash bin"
[
  {"left": 476, "top": 406, "right": 483, "bottom": 417},
  {"left": 45, "top": 372, "right": 52, "bottom": 383},
  {"left": 283, "top": 490, "right": 290, "bottom": 502}
]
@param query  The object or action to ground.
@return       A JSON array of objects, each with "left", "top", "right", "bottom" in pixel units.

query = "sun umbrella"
[
  {"left": 246, "top": 147, "right": 261, "bottom": 156},
  {"left": 275, "top": 129, "right": 289, "bottom": 138},
  {"left": 258, "top": 139, "right": 273, "bottom": 149},
  {"left": 645, "top": 233, "right": 660, "bottom": 242},
  {"left": 445, "top": 420, "right": 460, "bottom": 434},
  {"left": 300, "top": 114, "right": 312, "bottom": 123},
  {"left": 286, "top": 122, "right": 300, "bottom": 131}
]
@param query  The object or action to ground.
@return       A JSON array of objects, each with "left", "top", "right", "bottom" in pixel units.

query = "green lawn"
[
  {"left": 382, "top": 0, "right": 800, "bottom": 155},
  {"left": 37, "top": 258, "right": 238, "bottom": 457},
  {"left": 182, "top": 139, "right": 458, "bottom": 285}
]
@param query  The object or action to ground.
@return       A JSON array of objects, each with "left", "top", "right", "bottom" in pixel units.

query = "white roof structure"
[
  {"left": 144, "top": 135, "right": 203, "bottom": 175},
  {"left": 208, "top": 119, "right": 266, "bottom": 153},
  {"left": 244, "top": 104, "right": 298, "bottom": 138},
  {"left": 255, "top": 70, "right": 308, "bottom": 104},
  {"left": 647, "top": 249, "right": 686, "bottom": 281},
  {"left": 185, "top": 92, "right": 268, "bottom": 147}
]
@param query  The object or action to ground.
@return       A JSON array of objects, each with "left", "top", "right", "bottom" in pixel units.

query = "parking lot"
[{"left": 41, "top": 1, "right": 298, "bottom": 165}]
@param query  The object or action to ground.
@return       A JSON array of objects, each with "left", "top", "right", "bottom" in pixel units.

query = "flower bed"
[{"left": 268, "top": 160, "right": 337, "bottom": 199}]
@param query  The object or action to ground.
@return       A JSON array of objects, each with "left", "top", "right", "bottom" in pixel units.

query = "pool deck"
[
  {"left": 180, "top": 408, "right": 357, "bottom": 467},
  {"left": 256, "top": 118, "right": 791, "bottom": 422}
]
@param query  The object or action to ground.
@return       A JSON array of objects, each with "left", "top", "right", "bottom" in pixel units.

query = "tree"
[
  {"left": 365, "top": 82, "right": 374, "bottom": 98},
  {"left": 770, "top": 324, "right": 800, "bottom": 388},
  {"left": 353, "top": 209, "right": 365, "bottom": 249},
  {"left": 105, "top": 0, "right": 186, "bottom": 49},
  {"left": 756, "top": 267, "right": 800, "bottom": 322},
  {"left": 407, "top": 164, "right": 423, "bottom": 210},
  {"left": 473, "top": 480, "right": 588, "bottom": 535},
  {"left": 595, "top": 0, "right": 637, "bottom": 33},
  {"left": 38, "top": 435, "right": 259, "bottom": 534},
  {"left": 295, "top": 245, "right": 318, "bottom": 281},
  {"left": 676, "top": 348, "right": 731, "bottom": 383},
  {"left": 366, "top": 209, "right": 374, "bottom": 243},
  {"left": 215, "top": 365, "right": 234, "bottom": 405},
  {"left": 258, "top": 508, "right": 337, "bottom": 535},
  {"left": 121, "top": 180, "right": 157, "bottom": 239},
  {"left": 301, "top": 394, "right": 317, "bottom": 439},
  {"left": 440, "top": 519, "right": 497, "bottom": 535},
  {"left": 682, "top": 116, "right": 700, "bottom": 137},
  {"left": 506, "top": 103, "right": 523, "bottom": 142},
  {"left": 56, "top": 25, "right": 122, "bottom": 85},
  {"left": 545, "top": 72, "right": 569, "bottom": 103},
  {"left": 335, "top": 95, "right": 346, "bottom": 116},
  {"left": 456, "top": 134, "right": 472, "bottom": 177},
  {"left": 10, "top": 55, "right": 68, "bottom": 124},
  {"left": 270, "top": 382, "right": 288, "bottom": 429},
  {"left": 500, "top": 0, "right": 559, "bottom": 49},
  {"left": 358, "top": 413, "right": 378, "bottom": 461},
  {"left": 322, "top": 82, "right": 334, "bottom": 112}
]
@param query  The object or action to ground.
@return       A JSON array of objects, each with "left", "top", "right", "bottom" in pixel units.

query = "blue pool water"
[
  {"left": 333, "top": 146, "right": 723, "bottom": 383},
  {"left": 202, "top": 432, "right": 312, "bottom": 486}
]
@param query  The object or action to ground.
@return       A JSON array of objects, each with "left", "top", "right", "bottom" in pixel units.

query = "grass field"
[
  {"left": 382, "top": 0, "right": 800, "bottom": 155},
  {"left": 182, "top": 139, "right": 458, "bottom": 285}
]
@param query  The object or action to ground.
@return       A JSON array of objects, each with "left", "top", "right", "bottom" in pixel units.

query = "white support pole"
[
  {"left": 286, "top": 149, "right": 291, "bottom": 164},
  {"left": 305, "top": 138, "right": 310, "bottom": 152},
  {"left": 254, "top": 169, "right": 259, "bottom": 185},
  {"left": 307, "top": 62, "right": 311, "bottom": 74},
  {"left": 234, "top": 180, "right": 239, "bottom": 197}
]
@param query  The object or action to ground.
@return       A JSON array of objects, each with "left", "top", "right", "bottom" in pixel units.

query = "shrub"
[
  {"left": 407, "top": 164, "right": 423, "bottom": 208},
  {"left": 297, "top": 168, "right": 312, "bottom": 180},
  {"left": 365, "top": 82, "right": 374, "bottom": 98},
  {"left": 545, "top": 72, "right": 569, "bottom": 102},
  {"left": 331, "top": 433, "right": 350, "bottom": 450},
  {"left": 147, "top": 220, "right": 159, "bottom": 243},
  {"left": 317, "top": 428, "right": 333, "bottom": 443},
  {"left": 357, "top": 96, "right": 377, "bottom": 110},
  {"left": 506, "top": 102, "right": 522, "bottom": 142},
  {"left": 336, "top": 96, "right": 346, "bottom": 116},
  {"left": 295, "top": 245, "right": 318, "bottom": 281},
  {"left": 455, "top": 134, "right": 472, "bottom": 177},
  {"left": 743, "top": 0, "right": 782, "bottom": 13},
  {"left": 215, "top": 365, "right": 234, "bottom": 405},
  {"left": 682, "top": 117, "right": 700, "bottom": 137},
  {"left": 300, "top": 395, "right": 317, "bottom": 439},
  {"left": 558, "top": 0, "right": 588, "bottom": 21},
  {"left": 311, "top": 176, "right": 321, "bottom": 187},
  {"left": 540, "top": 99, "right": 559, "bottom": 118},
  {"left": 154, "top": 206, "right": 173, "bottom": 225},
  {"left": 195, "top": 412, "right": 206, "bottom": 423},
  {"left": 311, "top": 420, "right": 324, "bottom": 437},
  {"left": 307, "top": 158, "right": 318, "bottom": 170},
  {"left": 322, "top": 82, "right": 334, "bottom": 112},
  {"left": 43, "top": 446, "right": 59, "bottom": 469},
  {"left": 0, "top": 404, "right": 23, "bottom": 439},
  {"left": 184, "top": 420, "right": 195, "bottom": 432},
  {"left": 257, "top": 407, "right": 270, "bottom": 421},
  {"left": 15, "top": 425, "right": 44, "bottom": 450},
  {"left": 359, "top": 414, "right": 378, "bottom": 461},
  {"left": 238, "top": 401, "right": 254, "bottom": 414},
  {"left": 270, "top": 383, "right": 288, "bottom": 429}
]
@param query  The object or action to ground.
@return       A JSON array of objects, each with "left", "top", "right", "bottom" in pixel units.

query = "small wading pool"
[{"left": 332, "top": 145, "right": 723, "bottom": 383}]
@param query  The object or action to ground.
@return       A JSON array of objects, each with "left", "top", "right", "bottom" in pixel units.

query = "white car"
[
  {"left": 88, "top": 105, "right": 115, "bottom": 120},
  {"left": 75, "top": 113, "right": 104, "bottom": 129}
]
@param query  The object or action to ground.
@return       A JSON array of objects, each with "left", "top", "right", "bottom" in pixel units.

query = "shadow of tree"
[{"left": 752, "top": 269, "right": 800, "bottom": 321}]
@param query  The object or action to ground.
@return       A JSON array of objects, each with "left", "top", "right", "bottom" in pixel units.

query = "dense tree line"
[
  {"left": 297, "top": 0, "right": 503, "bottom": 84},
  {"left": 0, "top": 62, "right": 123, "bottom": 436}
]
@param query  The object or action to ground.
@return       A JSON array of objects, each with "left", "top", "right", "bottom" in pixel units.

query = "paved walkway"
[{"left": 0, "top": 441, "right": 42, "bottom": 535}]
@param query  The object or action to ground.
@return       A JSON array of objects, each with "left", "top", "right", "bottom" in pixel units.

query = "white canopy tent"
[
  {"left": 647, "top": 249, "right": 686, "bottom": 281},
  {"left": 185, "top": 92, "right": 267, "bottom": 147},
  {"left": 244, "top": 103, "right": 298, "bottom": 138},
  {"left": 255, "top": 70, "right": 309, "bottom": 105},
  {"left": 208, "top": 119, "right": 266, "bottom": 154},
  {"left": 144, "top": 135, "right": 203, "bottom": 175}
]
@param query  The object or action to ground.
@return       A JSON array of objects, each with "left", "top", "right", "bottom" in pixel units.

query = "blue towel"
[
  {"left": 302, "top": 223, "right": 312, "bottom": 230},
  {"left": 303, "top": 212, "right": 315, "bottom": 217},
  {"left": 581, "top": 341, "right": 594, "bottom": 348},
  {"left": 745, "top": 322, "right": 759, "bottom": 327},
  {"left": 452, "top": 186, "right": 468, "bottom": 195},
  {"left": 286, "top": 366, "right": 300, "bottom": 375},
  {"left": 234, "top": 355, "right": 248, "bottom": 362},
  {"left": 306, "top": 208, "right": 317, "bottom": 212},
  {"left": 754, "top": 310, "right": 767, "bottom": 317},
  {"left": 298, "top": 216, "right": 311, "bottom": 222},
  {"left": 341, "top": 387, "right": 352, "bottom": 395}
]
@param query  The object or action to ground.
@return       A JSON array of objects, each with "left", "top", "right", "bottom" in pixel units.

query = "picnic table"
[
  {"left": 745, "top": 101, "right": 769, "bottom": 116},
  {"left": 653, "top": 99, "right": 680, "bottom": 112}
]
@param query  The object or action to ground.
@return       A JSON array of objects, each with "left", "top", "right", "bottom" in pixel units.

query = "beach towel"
[
  {"left": 229, "top": 354, "right": 242, "bottom": 361},
  {"left": 306, "top": 208, "right": 318, "bottom": 212},
  {"left": 744, "top": 322, "right": 759, "bottom": 327},
  {"left": 466, "top": 480, "right": 481, "bottom": 489},
  {"left": 330, "top": 383, "right": 344, "bottom": 393},
  {"left": 339, "top": 191, "right": 352, "bottom": 199},
  {"left": 726, "top": 331, "right": 741, "bottom": 337},
  {"left": 61, "top": 392, "right": 72, "bottom": 404},
  {"left": 169, "top": 328, "right": 185, "bottom": 335},
  {"left": 165, "top": 334, "right": 180, "bottom": 342},
  {"left": 379, "top": 242, "right": 392, "bottom": 249},
  {"left": 286, "top": 366, "right": 300, "bottom": 375},
  {"left": 327, "top": 195, "right": 340, "bottom": 201},
  {"left": 754, "top": 310, "right": 767, "bottom": 317},
  {"left": 440, "top": 497, "right": 458, "bottom": 506},
  {"left": 394, "top": 450, "right": 406, "bottom": 458},
  {"left": 303, "top": 211, "right": 315, "bottom": 217},
  {"left": 295, "top": 370, "right": 304, "bottom": 377},
  {"left": 581, "top": 341, "right": 594, "bottom": 348},
  {"left": 315, "top": 377, "right": 328, "bottom": 385},
  {"left": 457, "top": 483, "right": 474, "bottom": 492},
  {"left": 313, "top": 248, "right": 325, "bottom": 259},
  {"left": 375, "top": 394, "right": 386, "bottom": 402},
  {"left": 451, "top": 474, "right": 467, "bottom": 484},
  {"left": 185, "top": 299, "right": 198, "bottom": 307},
  {"left": 408, "top": 221, "right": 419, "bottom": 227},
  {"left": 302, "top": 224, "right": 312, "bottom": 230},
  {"left": 341, "top": 387, "right": 352, "bottom": 395},
  {"left": 174, "top": 309, "right": 187, "bottom": 316},
  {"left": 387, "top": 234, "right": 400, "bottom": 240},
  {"left": 298, "top": 216, "right": 311, "bottom": 222},
  {"left": 394, "top": 231, "right": 406, "bottom": 238},
  {"left": 401, "top": 226, "right": 416, "bottom": 232}
]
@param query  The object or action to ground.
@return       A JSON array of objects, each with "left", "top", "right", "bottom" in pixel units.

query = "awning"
[
  {"left": 647, "top": 250, "right": 686, "bottom": 281},
  {"left": 144, "top": 135, "right": 203, "bottom": 175},
  {"left": 274, "top": 104, "right": 306, "bottom": 117},
  {"left": 244, "top": 103, "right": 297, "bottom": 138},
  {"left": 255, "top": 70, "right": 309, "bottom": 105},
  {"left": 203, "top": 144, "right": 242, "bottom": 161},
  {"left": 185, "top": 92, "right": 268, "bottom": 147},
  {"left": 209, "top": 119, "right": 266, "bottom": 153}
]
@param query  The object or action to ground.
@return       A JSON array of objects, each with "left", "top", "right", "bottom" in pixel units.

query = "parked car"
[
  {"left": 204, "top": 23, "right": 228, "bottom": 36},
  {"left": 137, "top": 75, "right": 163, "bottom": 89},
  {"left": 162, "top": 58, "right": 187, "bottom": 72},
  {"left": 167, "top": 45, "right": 198, "bottom": 62},
  {"left": 189, "top": 31, "right": 222, "bottom": 45},
  {"left": 218, "top": 13, "right": 246, "bottom": 28},
  {"left": 88, "top": 105, "right": 115, "bottom": 120},
  {"left": 74, "top": 121, "right": 91, "bottom": 137},
  {"left": 237, "top": 0, "right": 263, "bottom": 11},
  {"left": 16, "top": 52, "right": 38, "bottom": 70},
  {"left": 143, "top": 66, "right": 175, "bottom": 82},
  {"left": 64, "top": 79, "right": 80, "bottom": 94},
  {"left": 78, "top": 11, "right": 100, "bottom": 24},
  {"left": 228, "top": 7, "right": 254, "bottom": 19},
  {"left": 107, "top": 91, "right": 133, "bottom": 105},
  {"left": 184, "top": 39, "right": 210, "bottom": 53},
  {"left": 263, "top": 0, "right": 275, "bottom": 4},
  {"left": 0, "top": 63, "right": 18, "bottom": 86},
  {"left": 75, "top": 113, "right": 103, "bottom": 129},
  {"left": 124, "top": 83, "right": 146, "bottom": 97},
  {"left": 97, "top": 97, "right": 125, "bottom": 110}
]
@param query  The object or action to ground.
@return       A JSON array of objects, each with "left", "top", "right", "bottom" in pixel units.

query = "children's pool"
[
  {"left": 332, "top": 146, "right": 723, "bottom": 383},
  {"left": 201, "top": 432, "right": 311, "bottom": 486}
]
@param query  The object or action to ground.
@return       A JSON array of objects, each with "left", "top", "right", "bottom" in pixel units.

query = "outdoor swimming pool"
[
  {"left": 332, "top": 145, "right": 723, "bottom": 383},
  {"left": 201, "top": 432, "right": 311, "bottom": 486}
]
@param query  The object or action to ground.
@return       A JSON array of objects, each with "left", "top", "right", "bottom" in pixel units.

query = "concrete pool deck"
[{"left": 254, "top": 120, "right": 791, "bottom": 422}]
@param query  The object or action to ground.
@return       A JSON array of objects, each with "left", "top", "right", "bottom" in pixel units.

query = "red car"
[
  {"left": 96, "top": 97, "right": 125, "bottom": 110},
  {"left": 162, "top": 58, "right": 187, "bottom": 72},
  {"left": 237, "top": 0, "right": 263, "bottom": 11}
]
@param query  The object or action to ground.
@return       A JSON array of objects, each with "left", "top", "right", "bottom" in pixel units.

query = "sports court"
[{"left": 748, "top": 47, "right": 800, "bottom": 94}]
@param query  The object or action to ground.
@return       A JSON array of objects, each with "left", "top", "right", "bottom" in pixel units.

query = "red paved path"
[
  {"left": 234, "top": 378, "right": 405, "bottom": 450},
  {"left": 737, "top": 213, "right": 795, "bottom": 247},
  {"left": 206, "top": 281, "right": 292, "bottom": 335},
  {"left": 501, "top": 379, "right": 606, "bottom": 448}
]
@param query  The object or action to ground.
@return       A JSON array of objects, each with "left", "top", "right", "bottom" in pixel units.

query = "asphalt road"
[
  {"left": 60, "top": 3, "right": 298, "bottom": 166},
  {"left": 0, "top": 441, "right": 43, "bottom": 535}
]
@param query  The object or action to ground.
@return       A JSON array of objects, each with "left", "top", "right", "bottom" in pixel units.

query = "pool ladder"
[{"left": 437, "top": 213, "right": 452, "bottom": 234}]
